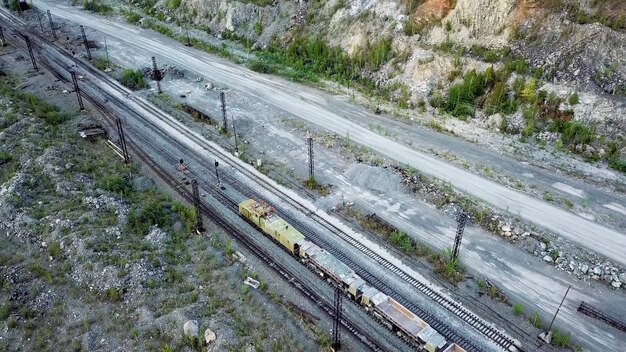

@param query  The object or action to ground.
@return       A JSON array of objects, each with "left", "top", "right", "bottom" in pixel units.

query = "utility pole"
[
  {"left": 46, "top": 10, "right": 56, "bottom": 40},
  {"left": 331, "top": 286, "right": 342, "bottom": 351},
  {"left": 231, "top": 113, "right": 239, "bottom": 156},
  {"left": 36, "top": 10, "right": 44, "bottom": 32},
  {"left": 115, "top": 118, "right": 130, "bottom": 164},
  {"left": 308, "top": 136, "right": 314, "bottom": 183},
  {"left": 184, "top": 23, "right": 191, "bottom": 46},
  {"left": 151, "top": 56, "right": 162, "bottom": 93},
  {"left": 539, "top": 285, "right": 571, "bottom": 344},
  {"left": 104, "top": 36, "right": 110, "bottom": 68},
  {"left": 191, "top": 180, "right": 205, "bottom": 235},
  {"left": 23, "top": 35, "right": 38, "bottom": 71},
  {"left": 80, "top": 25, "right": 91, "bottom": 60},
  {"left": 451, "top": 212, "right": 469, "bottom": 262},
  {"left": 220, "top": 91, "right": 227, "bottom": 133},
  {"left": 70, "top": 71, "right": 84, "bottom": 111},
  {"left": 0, "top": 27, "right": 5, "bottom": 47}
]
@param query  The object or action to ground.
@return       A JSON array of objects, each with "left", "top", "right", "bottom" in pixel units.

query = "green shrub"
[
  {"left": 98, "top": 175, "right": 133, "bottom": 196},
  {"left": 557, "top": 121, "right": 594, "bottom": 146},
  {"left": 388, "top": 230, "right": 415, "bottom": 253},
  {"left": 105, "top": 288, "right": 122, "bottom": 301},
  {"left": 445, "top": 70, "right": 486, "bottom": 118},
  {"left": 512, "top": 303, "right": 524, "bottom": 315},
  {"left": 609, "top": 158, "right": 626, "bottom": 173},
  {"left": 165, "top": 0, "right": 181, "bottom": 8},
  {"left": 123, "top": 10, "right": 142, "bottom": 24},
  {"left": 568, "top": 92, "right": 579, "bottom": 105},
  {"left": 83, "top": 0, "right": 112, "bottom": 14},
  {"left": 248, "top": 60, "right": 277, "bottom": 74},
  {"left": 26, "top": 263, "right": 52, "bottom": 282},
  {"left": 0, "top": 151, "right": 12, "bottom": 165},
  {"left": 253, "top": 21, "right": 263, "bottom": 36},
  {"left": 120, "top": 69, "right": 148, "bottom": 90},
  {"left": 0, "top": 302, "right": 13, "bottom": 319},
  {"left": 48, "top": 241, "right": 62, "bottom": 258},
  {"left": 126, "top": 198, "right": 170, "bottom": 235},
  {"left": 94, "top": 56, "right": 109, "bottom": 71}
]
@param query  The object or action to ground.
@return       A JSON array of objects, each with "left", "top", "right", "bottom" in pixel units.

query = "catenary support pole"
[
  {"left": 539, "top": 285, "right": 571, "bottom": 344},
  {"left": 220, "top": 91, "right": 227, "bottom": 133},
  {"left": 308, "top": 137, "right": 314, "bottom": 181},
  {"left": 231, "top": 113, "right": 239, "bottom": 156},
  {"left": 452, "top": 212, "right": 469, "bottom": 262},
  {"left": 70, "top": 71, "right": 84, "bottom": 111},
  {"left": 115, "top": 118, "right": 130, "bottom": 164},
  {"left": 191, "top": 180, "right": 204, "bottom": 235},
  {"left": 151, "top": 56, "right": 162, "bottom": 93},
  {"left": 36, "top": 9, "right": 44, "bottom": 32},
  {"left": 46, "top": 10, "right": 56, "bottom": 40},
  {"left": 80, "top": 25, "right": 91, "bottom": 60},
  {"left": 24, "top": 36, "right": 38, "bottom": 70},
  {"left": 104, "top": 37, "right": 109, "bottom": 67},
  {"left": 332, "top": 286, "right": 342, "bottom": 351}
]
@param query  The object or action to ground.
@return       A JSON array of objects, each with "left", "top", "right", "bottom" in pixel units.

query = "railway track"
[
  {"left": 2, "top": 9, "right": 523, "bottom": 351},
  {"left": 0, "top": 14, "right": 390, "bottom": 351}
]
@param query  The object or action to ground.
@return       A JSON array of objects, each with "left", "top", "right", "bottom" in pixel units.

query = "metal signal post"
[
  {"left": 23, "top": 35, "right": 37, "bottom": 70},
  {"left": 308, "top": 137, "right": 314, "bottom": 181},
  {"left": 70, "top": 71, "right": 84, "bottom": 111},
  {"left": 220, "top": 91, "right": 227, "bottom": 133},
  {"left": 115, "top": 118, "right": 130, "bottom": 164}
]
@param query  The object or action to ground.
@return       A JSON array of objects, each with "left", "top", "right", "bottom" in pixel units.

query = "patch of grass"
[
  {"left": 165, "top": 0, "right": 181, "bottom": 8},
  {"left": 93, "top": 56, "right": 110, "bottom": 71},
  {"left": 445, "top": 70, "right": 487, "bottom": 119},
  {"left": 551, "top": 328, "right": 571, "bottom": 347},
  {"left": 126, "top": 194, "right": 171, "bottom": 235},
  {"left": 97, "top": 175, "right": 133, "bottom": 196},
  {"left": 120, "top": 69, "right": 148, "bottom": 91},
  {"left": 388, "top": 230, "right": 415, "bottom": 253},
  {"left": 530, "top": 310, "right": 542, "bottom": 328},
  {"left": 26, "top": 262, "right": 52, "bottom": 282},
  {"left": 568, "top": 91, "right": 579, "bottom": 105},
  {"left": 513, "top": 303, "right": 524, "bottom": 315},
  {"left": 18, "top": 92, "right": 70, "bottom": 125}
]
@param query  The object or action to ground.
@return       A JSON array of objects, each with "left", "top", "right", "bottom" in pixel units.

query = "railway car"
[
  {"left": 239, "top": 199, "right": 305, "bottom": 255},
  {"left": 298, "top": 240, "right": 363, "bottom": 292}
]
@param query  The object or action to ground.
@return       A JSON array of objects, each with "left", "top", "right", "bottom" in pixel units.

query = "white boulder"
[{"left": 184, "top": 320, "right": 199, "bottom": 337}]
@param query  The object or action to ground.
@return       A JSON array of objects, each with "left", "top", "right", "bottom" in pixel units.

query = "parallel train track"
[{"left": 2, "top": 8, "right": 523, "bottom": 351}]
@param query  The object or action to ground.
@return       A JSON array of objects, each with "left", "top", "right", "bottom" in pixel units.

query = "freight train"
[{"left": 239, "top": 199, "right": 467, "bottom": 352}]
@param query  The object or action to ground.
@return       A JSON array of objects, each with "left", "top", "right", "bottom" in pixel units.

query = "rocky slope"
[{"left": 147, "top": 0, "right": 626, "bottom": 175}]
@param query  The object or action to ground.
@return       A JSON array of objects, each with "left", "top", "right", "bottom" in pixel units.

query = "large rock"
[
  {"left": 620, "top": 273, "right": 626, "bottom": 284},
  {"left": 593, "top": 267, "right": 604, "bottom": 276},
  {"left": 612, "top": 281, "right": 622, "bottom": 289},
  {"left": 204, "top": 328, "right": 216, "bottom": 345},
  {"left": 580, "top": 264, "right": 589, "bottom": 275},
  {"left": 183, "top": 320, "right": 199, "bottom": 337},
  {"left": 543, "top": 255, "right": 554, "bottom": 263}
]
